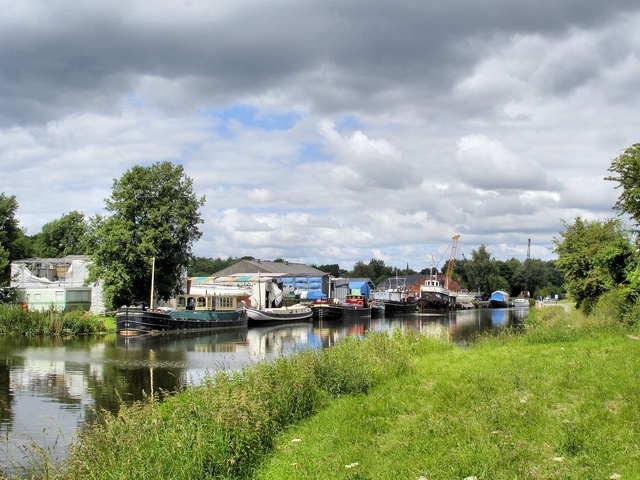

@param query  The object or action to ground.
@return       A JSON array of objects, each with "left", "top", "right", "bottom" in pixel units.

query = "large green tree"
[
  {"left": 553, "top": 217, "right": 635, "bottom": 312},
  {"left": 606, "top": 143, "right": 640, "bottom": 226},
  {"left": 0, "top": 193, "right": 30, "bottom": 283},
  {"left": 464, "top": 245, "right": 509, "bottom": 299},
  {"left": 88, "top": 162, "right": 205, "bottom": 309},
  {"left": 32, "top": 211, "right": 89, "bottom": 258}
]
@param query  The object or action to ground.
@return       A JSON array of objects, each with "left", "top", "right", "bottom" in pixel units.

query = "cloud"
[
  {"left": 1, "top": 1, "right": 640, "bottom": 267},
  {"left": 455, "top": 134, "right": 560, "bottom": 191}
]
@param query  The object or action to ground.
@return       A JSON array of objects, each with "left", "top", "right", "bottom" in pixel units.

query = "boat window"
[
  {"left": 177, "top": 297, "right": 187, "bottom": 308},
  {"left": 197, "top": 297, "right": 206, "bottom": 308},
  {"left": 35, "top": 294, "right": 41, "bottom": 301},
  {"left": 216, "top": 297, "right": 235, "bottom": 309}
]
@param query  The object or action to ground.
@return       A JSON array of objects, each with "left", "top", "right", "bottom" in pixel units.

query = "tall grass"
[
  {"left": 254, "top": 308, "right": 640, "bottom": 479},
  {"left": 58, "top": 330, "right": 436, "bottom": 479},
  {"left": 0, "top": 304, "right": 114, "bottom": 336}
]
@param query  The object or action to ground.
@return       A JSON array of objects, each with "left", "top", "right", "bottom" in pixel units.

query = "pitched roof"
[{"left": 213, "top": 259, "right": 326, "bottom": 277}]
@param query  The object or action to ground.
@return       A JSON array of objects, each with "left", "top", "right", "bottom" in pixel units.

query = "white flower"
[{"left": 291, "top": 438, "right": 302, "bottom": 443}]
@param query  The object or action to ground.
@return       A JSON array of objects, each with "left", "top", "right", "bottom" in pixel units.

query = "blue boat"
[{"left": 489, "top": 290, "right": 509, "bottom": 308}]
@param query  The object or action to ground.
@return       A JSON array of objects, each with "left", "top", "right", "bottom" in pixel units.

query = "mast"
[{"left": 150, "top": 257, "right": 155, "bottom": 309}]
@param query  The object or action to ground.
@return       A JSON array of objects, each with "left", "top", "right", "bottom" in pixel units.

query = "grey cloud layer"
[{"left": 2, "top": 0, "right": 639, "bottom": 125}]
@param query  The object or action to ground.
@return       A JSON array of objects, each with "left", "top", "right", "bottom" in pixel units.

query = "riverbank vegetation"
[
  {"left": 0, "top": 305, "right": 115, "bottom": 336},
  {"left": 8, "top": 300, "right": 638, "bottom": 479}
]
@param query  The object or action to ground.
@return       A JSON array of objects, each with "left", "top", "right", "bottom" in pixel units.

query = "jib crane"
[{"left": 444, "top": 235, "right": 460, "bottom": 289}]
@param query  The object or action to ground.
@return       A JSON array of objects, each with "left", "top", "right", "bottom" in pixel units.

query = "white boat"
[
  {"left": 513, "top": 297, "right": 530, "bottom": 308},
  {"left": 420, "top": 276, "right": 457, "bottom": 310},
  {"left": 245, "top": 304, "right": 312, "bottom": 323}
]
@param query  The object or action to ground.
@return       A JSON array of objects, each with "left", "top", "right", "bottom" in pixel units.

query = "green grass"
[
  {"left": 254, "top": 308, "right": 639, "bottom": 479},
  {"left": 0, "top": 304, "right": 115, "bottom": 336},
  {"left": 13, "top": 307, "right": 640, "bottom": 479}
]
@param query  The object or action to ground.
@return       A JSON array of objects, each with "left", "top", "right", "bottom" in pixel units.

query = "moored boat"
[
  {"left": 513, "top": 297, "right": 530, "bottom": 308},
  {"left": 372, "top": 280, "right": 419, "bottom": 315},
  {"left": 310, "top": 299, "right": 344, "bottom": 320},
  {"left": 419, "top": 276, "right": 457, "bottom": 310},
  {"left": 246, "top": 303, "right": 313, "bottom": 323},
  {"left": 488, "top": 290, "right": 509, "bottom": 308},
  {"left": 116, "top": 293, "right": 248, "bottom": 336},
  {"left": 341, "top": 294, "right": 372, "bottom": 319}
]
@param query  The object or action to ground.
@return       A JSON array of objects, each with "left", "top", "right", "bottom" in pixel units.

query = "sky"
[{"left": 1, "top": 0, "right": 639, "bottom": 271}]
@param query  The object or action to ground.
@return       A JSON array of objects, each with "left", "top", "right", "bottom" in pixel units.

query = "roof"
[
  {"left": 213, "top": 259, "right": 326, "bottom": 277},
  {"left": 376, "top": 275, "right": 426, "bottom": 290}
]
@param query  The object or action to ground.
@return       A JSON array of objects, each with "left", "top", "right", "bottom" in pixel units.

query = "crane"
[{"left": 444, "top": 235, "right": 460, "bottom": 289}]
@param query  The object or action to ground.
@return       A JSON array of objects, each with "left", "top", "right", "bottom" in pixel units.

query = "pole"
[{"left": 150, "top": 257, "right": 155, "bottom": 309}]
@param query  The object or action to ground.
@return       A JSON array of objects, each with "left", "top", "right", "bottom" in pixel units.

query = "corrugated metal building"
[{"left": 211, "top": 259, "right": 329, "bottom": 298}]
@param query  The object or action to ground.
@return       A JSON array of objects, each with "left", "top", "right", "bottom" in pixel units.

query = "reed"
[
  {"left": 0, "top": 304, "right": 114, "bottom": 336},
  {"left": 59, "top": 330, "right": 425, "bottom": 479}
]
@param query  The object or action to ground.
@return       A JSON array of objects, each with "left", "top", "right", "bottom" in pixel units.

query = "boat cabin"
[
  {"left": 175, "top": 294, "right": 246, "bottom": 312},
  {"left": 345, "top": 294, "right": 367, "bottom": 306}
]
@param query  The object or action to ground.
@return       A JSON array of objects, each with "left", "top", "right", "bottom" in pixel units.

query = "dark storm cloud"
[{"left": 1, "top": 0, "right": 639, "bottom": 126}]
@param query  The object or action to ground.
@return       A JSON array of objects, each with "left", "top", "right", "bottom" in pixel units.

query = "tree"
[
  {"left": 465, "top": 245, "right": 508, "bottom": 300},
  {"left": 188, "top": 256, "right": 237, "bottom": 277},
  {"left": 88, "top": 162, "right": 205, "bottom": 309},
  {"left": 606, "top": 143, "right": 640, "bottom": 227},
  {"left": 33, "top": 211, "right": 89, "bottom": 258},
  {"left": 510, "top": 258, "right": 549, "bottom": 297},
  {"left": 0, "top": 193, "right": 30, "bottom": 283},
  {"left": 553, "top": 217, "right": 636, "bottom": 312},
  {"left": 315, "top": 263, "right": 343, "bottom": 277}
]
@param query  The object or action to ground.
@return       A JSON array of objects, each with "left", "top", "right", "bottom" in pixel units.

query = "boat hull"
[
  {"left": 246, "top": 306, "right": 313, "bottom": 323},
  {"left": 383, "top": 298, "right": 419, "bottom": 314},
  {"left": 488, "top": 300, "right": 509, "bottom": 309},
  {"left": 341, "top": 305, "right": 372, "bottom": 320},
  {"left": 310, "top": 303, "right": 344, "bottom": 320},
  {"left": 116, "top": 307, "right": 248, "bottom": 335}
]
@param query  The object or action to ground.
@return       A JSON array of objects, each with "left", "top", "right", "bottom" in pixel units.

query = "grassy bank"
[
  {"left": 0, "top": 304, "right": 115, "bottom": 335},
  {"left": 16, "top": 307, "right": 640, "bottom": 479},
  {"left": 255, "top": 309, "right": 640, "bottom": 479}
]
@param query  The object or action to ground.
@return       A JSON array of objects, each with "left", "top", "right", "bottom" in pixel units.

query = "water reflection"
[{"left": 0, "top": 308, "right": 528, "bottom": 470}]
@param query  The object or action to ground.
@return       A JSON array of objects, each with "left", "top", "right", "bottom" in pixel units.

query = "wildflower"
[
  {"left": 290, "top": 462, "right": 298, "bottom": 466},
  {"left": 552, "top": 457, "right": 564, "bottom": 462},
  {"left": 345, "top": 462, "right": 359, "bottom": 468},
  {"left": 291, "top": 438, "right": 302, "bottom": 443},
  {"left": 610, "top": 474, "right": 621, "bottom": 479},
  {"left": 463, "top": 477, "right": 478, "bottom": 480},
  {"left": 519, "top": 396, "right": 528, "bottom": 403}
]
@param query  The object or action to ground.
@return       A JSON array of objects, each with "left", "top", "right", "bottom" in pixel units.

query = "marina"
[{"left": 0, "top": 307, "right": 528, "bottom": 470}]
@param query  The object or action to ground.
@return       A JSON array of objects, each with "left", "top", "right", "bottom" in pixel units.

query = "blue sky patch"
[
  {"left": 200, "top": 104, "right": 302, "bottom": 132},
  {"left": 298, "top": 142, "right": 333, "bottom": 163}
]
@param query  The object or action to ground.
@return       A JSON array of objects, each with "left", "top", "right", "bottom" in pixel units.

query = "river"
[{"left": 0, "top": 307, "right": 528, "bottom": 471}]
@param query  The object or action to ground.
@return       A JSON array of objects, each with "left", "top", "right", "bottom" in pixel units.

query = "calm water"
[{"left": 0, "top": 308, "right": 528, "bottom": 469}]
